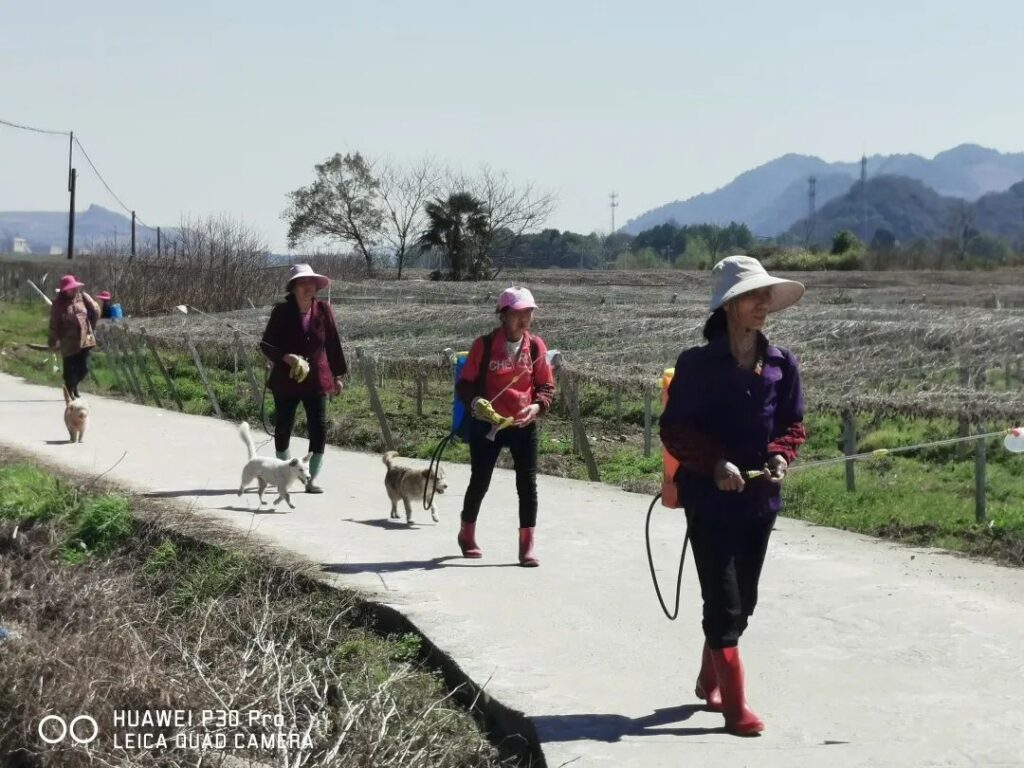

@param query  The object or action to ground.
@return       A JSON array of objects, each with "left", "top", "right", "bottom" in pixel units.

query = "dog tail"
[
  {"left": 382, "top": 450, "right": 399, "bottom": 468},
  {"left": 62, "top": 386, "right": 72, "bottom": 405},
  {"left": 239, "top": 421, "right": 257, "bottom": 461}
]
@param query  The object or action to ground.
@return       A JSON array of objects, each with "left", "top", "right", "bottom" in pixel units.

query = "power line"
[
  {"left": 0, "top": 116, "right": 70, "bottom": 137},
  {"left": 73, "top": 136, "right": 151, "bottom": 228},
  {"left": 2, "top": 114, "right": 155, "bottom": 232}
]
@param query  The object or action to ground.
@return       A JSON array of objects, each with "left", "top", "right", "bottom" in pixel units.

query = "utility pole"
[
  {"left": 609, "top": 191, "right": 619, "bottom": 234},
  {"left": 130, "top": 210, "right": 136, "bottom": 260},
  {"left": 67, "top": 132, "right": 76, "bottom": 260},
  {"left": 157, "top": 226, "right": 162, "bottom": 257}
]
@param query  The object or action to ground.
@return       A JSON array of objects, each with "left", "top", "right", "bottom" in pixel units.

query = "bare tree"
[
  {"left": 444, "top": 166, "right": 555, "bottom": 277},
  {"left": 284, "top": 153, "right": 384, "bottom": 273},
  {"left": 377, "top": 157, "right": 442, "bottom": 279}
]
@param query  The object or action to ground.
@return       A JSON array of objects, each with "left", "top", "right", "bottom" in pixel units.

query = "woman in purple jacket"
[
  {"left": 660, "top": 256, "right": 806, "bottom": 736},
  {"left": 261, "top": 264, "right": 347, "bottom": 493}
]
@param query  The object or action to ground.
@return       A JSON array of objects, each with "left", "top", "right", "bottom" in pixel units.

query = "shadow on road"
[{"left": 532, "top": 705, "right": 723, "bottom": 742}]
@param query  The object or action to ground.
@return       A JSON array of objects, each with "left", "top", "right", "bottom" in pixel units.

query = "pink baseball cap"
[{"left": 496, "top": 287, "right": 537, "bottom": 312}]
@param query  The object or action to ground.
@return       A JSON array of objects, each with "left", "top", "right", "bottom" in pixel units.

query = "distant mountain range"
[
  {"left": 787, "top": 175, "right": 1024, "bottom": 247},
  {"left": 623, "top": 144, "right": 1024, "bottom": 237},
  {"left": 0, "top": 204, "right": 169, "bottom": 255}
]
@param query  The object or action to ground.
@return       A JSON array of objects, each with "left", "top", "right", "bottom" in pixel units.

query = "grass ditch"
[
  {"left": 0, "top": 451, "right": 537, "bottom": 768},
  {"left": 2, "top": 300, "right": 1022, "bottom": 566}
]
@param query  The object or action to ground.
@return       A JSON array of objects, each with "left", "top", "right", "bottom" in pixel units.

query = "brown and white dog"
[
  {"left": 382, "top": 451, "right": 447, "bottom": 524},
  {"left": 62, "top": 387, "right": 89, "bottom": 444}
]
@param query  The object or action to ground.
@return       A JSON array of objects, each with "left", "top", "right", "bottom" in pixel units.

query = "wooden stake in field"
[
  {"left": 113, "top": 327, "right": 146, "bottom": 402},
  {"left": 234, "top": 330, "right": 262, "bottom": 404},
  {"left": 126, "top": 328, "right": 164, "bottom": 408},
  {"left": 356, "top": 347, "right": 395, "bottom": 451},
  {"left": 843, "top": 409, "right": 856, "bottom": 492},
  {"left": 141, "top": 328, "right": 184, "bottom": 411},
  {"left": 184, "top": 330, "right": 222, "bottom": 418}
]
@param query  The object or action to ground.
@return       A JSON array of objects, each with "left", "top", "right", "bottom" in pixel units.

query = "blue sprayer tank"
[{"left": 452, "top": 351, "right": 469, "bottom": 435}]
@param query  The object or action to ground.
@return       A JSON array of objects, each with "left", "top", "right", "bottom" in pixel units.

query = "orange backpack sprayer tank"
[{"left": 659, "top": 368, "right": 680, "bottom": 509}]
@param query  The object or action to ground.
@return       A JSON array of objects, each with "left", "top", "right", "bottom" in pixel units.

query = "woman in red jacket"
[
  {"left": 261, "top": 264, "right": 347, "bottom": 493},
  {"left": 455, "top": 287, "right": 556, "bottom": 567},
  {"left": 48, "top": 274, "right": 100, "bottom": 398}
]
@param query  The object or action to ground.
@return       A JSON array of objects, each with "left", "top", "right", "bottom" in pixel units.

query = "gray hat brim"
[{"left": 711, "top": 275, "right": 805, "bottom": 313}]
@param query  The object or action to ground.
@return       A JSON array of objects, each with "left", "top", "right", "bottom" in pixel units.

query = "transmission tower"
[
  {"left": 860, "top": 154, "right": 868, "bottom": 237},
  {"left": 609, "top": 191, "right": 619, "bottom": 233},
  {"left": 806, "top": 176, "right": 817, "bottom": 244}
]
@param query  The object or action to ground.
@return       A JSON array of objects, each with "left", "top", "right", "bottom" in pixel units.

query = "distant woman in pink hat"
[
  {"left": 48, "top": 274, "right": 100, "bottom": 398},
  {"left": 455, "top": 286, "right": 556, "bottom": 567},
  {"left": 260, "top": 264, "right": 347, "bottom": 493}
]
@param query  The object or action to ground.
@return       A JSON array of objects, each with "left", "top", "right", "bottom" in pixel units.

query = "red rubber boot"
[
  {"left": 694, "top": 642, "right": 722, "bottom": 712},
  {"left": 711, "top": 646, "right": 764, "bottom": 735},
  {"left": 457, "top": 521, "right": 482, "bottom": 558},
  {"left": 518, "top": 527, "right": 539, "bottom": 567}
]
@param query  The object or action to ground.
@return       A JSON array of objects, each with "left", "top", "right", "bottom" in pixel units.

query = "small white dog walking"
[{"left": 237, "top": 421, "right": 312, "bottom": 509}]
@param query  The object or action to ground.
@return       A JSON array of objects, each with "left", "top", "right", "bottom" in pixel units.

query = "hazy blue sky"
[{"left": 3, "top": 1, "right": 1023, "bottom": 251}]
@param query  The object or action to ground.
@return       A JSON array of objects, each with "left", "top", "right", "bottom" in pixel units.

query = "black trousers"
[
  {"left": 273, "top": 391, "right": 327, "bottom": 454},
  {"left": 461, "top": 420, "right": 538, "bottom": 528},
  {"left": 62, "top": 349, "right": 91, "bottom": 397},
  {"left": 686, "top": 506, "right": 775, "bottom": 649}
]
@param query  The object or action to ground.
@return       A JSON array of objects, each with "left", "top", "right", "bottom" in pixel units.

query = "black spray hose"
[
  {"left": 645, "top": 492, "right": 690, "bottom": 621},
  {"left": 424, "top": 418, "right": 463, "bottom": 511}
]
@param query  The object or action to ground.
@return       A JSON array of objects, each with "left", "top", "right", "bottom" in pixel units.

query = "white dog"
[
  {"left": 63, "top": 387, "right": 89, "bottom": 444},
  {"left": 237, "top": 421, "right": 311, "bottom": 509}
]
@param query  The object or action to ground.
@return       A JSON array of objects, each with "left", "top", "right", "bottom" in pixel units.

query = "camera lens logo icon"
[{"left": 38, "top": 715, "right": 99, "bottom": 745}]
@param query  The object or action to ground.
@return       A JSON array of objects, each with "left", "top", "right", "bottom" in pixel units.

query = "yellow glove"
[
  {"left": 289, "top": 356, "right": 310, "bottom": 383},
  {"left": 471, "top": 397, "right": 514, "bottom": 440}
]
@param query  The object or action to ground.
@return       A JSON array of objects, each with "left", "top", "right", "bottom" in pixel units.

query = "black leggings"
[
  {"left": 686, "top": 507, "right": 775, "bottom": 649},
  {"left": 461, "top": 420, "right": 538, "bottom": 528},
  {"left": 62, "top": 350, "right": 91, "bottom": 397},
  {"left": 273, "top": 391, "right": 327, "bottom": 455}
]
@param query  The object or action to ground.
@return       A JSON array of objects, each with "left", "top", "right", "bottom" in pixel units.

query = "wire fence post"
[
  {"left": 184, "top": 330, "right": 222, "bottom": 418},
  {"left": 141, "top": 328, "right": 184, "bottom": 411},
  {"left": 975, "top": 422, "right": 987, "bottom": 523},
  {"left": 115, "top": 326, "right": 145, "bottom": 402},
  {"left": 843, "top": 408, "right": 856, "bottom": 492},
  {"left": 234, "top": 331, "right": 261, "bottom": 404},
  {"left": 126, "top": 328, "right": 163, "bottom": 408},
  {"left": 957, "top": 365, "right": 971, "bottom": 459},
  {"left": 415, "top": 374, "right": 424, "bottom": 417},
  {"left": 356, "top": 347, "right": 395, "bottom": 451},
  {"left": 555, "top": 365, "right": 599, "bottom": 482},
  {"left": 643, "top": 387, "right": 653, "bottom": 458},
  {"left": 98, "top": 325, "right": 129, "bottom": 395}
]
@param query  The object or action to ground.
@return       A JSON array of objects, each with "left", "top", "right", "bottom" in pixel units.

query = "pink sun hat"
[
  {"left": 58, "top": 275, "right": 85, "bottom": 294},
  {"left": 96, "top": 290, "right": 112, "bottom": 301},
  {"left": 496, "top": 286, "right": 538, "bottom": 312}
]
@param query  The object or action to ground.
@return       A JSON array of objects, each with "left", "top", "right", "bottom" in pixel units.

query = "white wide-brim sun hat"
[
  {"left": 287, "top": 263, "right": 330, "bottom": 291},
  {"left": 709, "top": 255, "right": 805, "bottom": 313}
]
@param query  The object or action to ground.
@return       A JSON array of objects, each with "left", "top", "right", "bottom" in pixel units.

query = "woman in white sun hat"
[
  {"left": 260, "top": 264, "right": 347, "bottom": 493},
  {"left": 659, "top": 255, "right": 807, "bottom": 736},
  {"left": 454, "top": 287, "right": 556, "bottom": 566}
]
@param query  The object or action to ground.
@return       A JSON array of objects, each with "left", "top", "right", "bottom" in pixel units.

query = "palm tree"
[{"left": 417, "top": 192, "right": 490, "bottom": 281}]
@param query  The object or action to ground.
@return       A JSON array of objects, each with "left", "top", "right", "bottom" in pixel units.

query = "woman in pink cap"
[
  {"left": 455, "top": 286, "right": 556, "bottom": 566},
  {"left": 48, "top": 275, "right": 100, "bottom": 398},
  {"left": 260, "top": 264, "right": 347, "bottom": 493}
]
